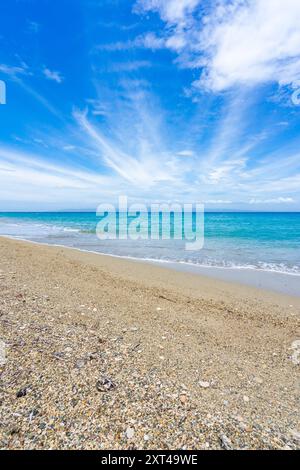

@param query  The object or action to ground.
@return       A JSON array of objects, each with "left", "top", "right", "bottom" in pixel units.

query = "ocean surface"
[{"left": 0, "top": 211, "right": 300, "bottom": 278}]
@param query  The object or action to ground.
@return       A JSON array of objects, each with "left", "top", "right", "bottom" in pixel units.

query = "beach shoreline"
[
  {"left": 1, "top": 234, "right": 300, "bottom": 298},
  {"left": 1, "top": 211, "right": 299, "bottom": 295},
  {"left": 0, "top": 236, "right": 299, "bottom": 450}
]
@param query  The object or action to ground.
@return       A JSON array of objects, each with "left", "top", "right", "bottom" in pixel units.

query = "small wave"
[
  {"left": 63, "top": 227, "right": 81, "bottom": 233},
  {"left": 131, "top": 256, "right": 300, "bottom": 276},
  {"left": 79, "top": 229, "right": 96, "bottom": 234}
]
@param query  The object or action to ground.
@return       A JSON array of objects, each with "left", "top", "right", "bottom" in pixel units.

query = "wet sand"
[{"left": 153, "top": 261, "right": 300, "bottom": 297}]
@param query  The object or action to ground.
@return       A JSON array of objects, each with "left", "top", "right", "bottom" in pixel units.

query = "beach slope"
[{"left": 0, "top": 237, "right": 299, "bottom": 450}]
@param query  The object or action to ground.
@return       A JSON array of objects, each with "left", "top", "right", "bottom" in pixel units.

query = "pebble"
[
  {"left": 290, "top": 430, "right": 300, "bottom": 444},
  {"left": 199, "top": 381, "right": 210, "bottom": 389},
  {"left": 0, "top": 340, "right": 7, "bottom": 366},
  {"left": 291, "top": 340, "right": 300, "bottom": 365},
  {"left": 29, "top": 409, "right": 38, "bottom": 422},
  {"left": 75, "top": 359, "right": 86, "bottom": 369},
  {"left": 254, "top": 377, "right": 263, "bottom": 385},
  {"left": 96, "top": 377, "right": 116, "bottom": 392},
  {"left": 126, "top": 427, "right": 135, "bottom": 440},
  {"left": 220, "top": 433, "right": 233, "bottom": 450},
  {"left": 180, "top": 394, "right": 188, "bottom": 404},
  {"left": 16, "top": 388, "right": 28, "bottom": 398},
  {"left": 243, "top": 395, "right": 250, "bottom": 403},
  {"left": 239, "top": 422, "right": 251, "bottom": 432},
  {"left": 236, "top": 415, "right": 244, "bottom": 422}
]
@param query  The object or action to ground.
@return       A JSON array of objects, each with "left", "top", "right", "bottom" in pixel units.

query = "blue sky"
[{"left": 0, "top": 0, "right": 300, "bottom": 211}]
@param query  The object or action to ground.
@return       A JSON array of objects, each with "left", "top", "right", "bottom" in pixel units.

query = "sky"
[{"left": 0, "top": 0, "right": 300, "bottom": 211}]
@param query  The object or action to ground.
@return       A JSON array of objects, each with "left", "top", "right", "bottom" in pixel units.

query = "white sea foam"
[{"left": 63, "top": 227, "right": 81, "bottom": 232}]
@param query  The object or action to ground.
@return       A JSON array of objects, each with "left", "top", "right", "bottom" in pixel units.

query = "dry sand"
[{"left": 0, "top": 236, "right": 299, "bottom": 450}]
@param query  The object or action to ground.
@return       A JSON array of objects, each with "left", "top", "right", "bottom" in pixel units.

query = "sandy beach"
[{"left": 0, "top": 236, "right": 299, "bottom": 450}]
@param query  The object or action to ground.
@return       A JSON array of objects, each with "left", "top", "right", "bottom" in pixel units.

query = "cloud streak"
[{"left": 43, "top": 68, "right": 64, "bottom": 84}]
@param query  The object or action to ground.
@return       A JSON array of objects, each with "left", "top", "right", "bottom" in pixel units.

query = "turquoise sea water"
[{"left": 0, "top": 212, "right": 300, "bottom": 276}]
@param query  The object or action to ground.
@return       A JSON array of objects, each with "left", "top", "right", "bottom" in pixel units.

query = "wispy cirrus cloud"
[
  {"left": 27, "top": 20, "right": 40, "bottom": 33},
  {"left": 177, "top": 150, "right": 195, "bottom": 157},
  {"left": 73, "top": 107, "right": 183, "bottom": 187},
  {"left": 0, "top": 61, "right": 64, "bottom": 119},
  {"left": 72, "top": 79, "right": 299, "bottom": 206},
  {"left": 0, "top": 146, "right": 119, "bottom": 205},
  {"left": 96, "top": 32, "right": 165, "bottom": 51},
  {"left": 1, "top": 101, "right": 299, "bottom": 208},
  {"left": 106, "top": 60, "right": 152, "bottom": 72},
  {"left": 0, "top": 61, "right": 64, "bottom": 85},
  {"left": 0, "top": 62, "right": 31, "bottom": 78},
  {"left": 43, "top": 68, "right": 64, "bottom": 83}
]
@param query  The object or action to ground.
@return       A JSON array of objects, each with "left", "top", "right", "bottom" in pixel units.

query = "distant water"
[{"left": 0, "top": 212, "right": 300, "bottom": 277}]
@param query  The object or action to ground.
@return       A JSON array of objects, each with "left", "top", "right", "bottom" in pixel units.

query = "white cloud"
[
  {"left": 205, "top": 199, "right": 232, "bottom": 204},
  {"left": 86, "top": 99, "right": 108, "bottom": 117},
  {"left": 107, "top": 60, "right": 152, "bottom": 72},
  {"left": 2, "top": 62, "right": 299, "bottom": 208},
  {"left": 135, "top": 0, "right": 300, "bottom": 92},
  {"left": 177, "top": 150, "right": 194, "bottom": 157},
  {"left": 0, "top": 62, "right": 65, "bottom": 119},
  {"left": 74, "top": 107, "right": 182, "bottom": 187},
  {"left": 0, "top": 146, "right": 119, "bottom": 207},
  {"left": 63, "top": 145, "right": 76, "bottom": 151},
  {"left": 43, "top": 68, "right": 64, "bottom": 83},
  {"left": 134, "top": 1, "right": 200, "bottom": 52},
  {"left": 134, "top": 0, "right": 199, "bottom": 24},
  {"left": 208, "top": 159, "right": 247, "bottom": 184},
  {"left": 72, "top": 81, "right": 300, "bottom": 207},
  {"left": 74, "top": 109, "right": 150, "bottom": 184},
  {"left": 28, "top": 21, "right": 40, "bottom": 33},
  {"left": 196, "top": 0, "right": 300, "bottom": 91},
  {"left": 142, "top": 32, "right": 166, "bottom": 49},
  {"left": 0, "top": 63, "right": 30, "bottom": 78},
  {"left": 250, "top": 197, "right": 295, "bottom": 204},
  {"left": 96, "top": 32, "right": 166, "bottom": 51}
]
